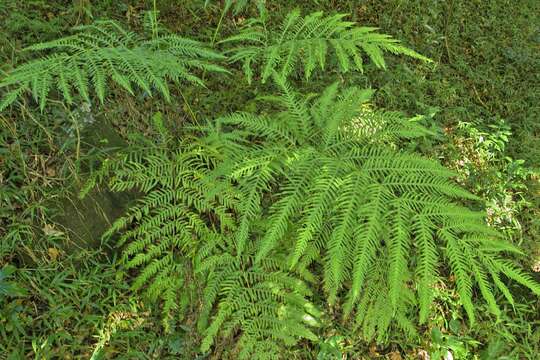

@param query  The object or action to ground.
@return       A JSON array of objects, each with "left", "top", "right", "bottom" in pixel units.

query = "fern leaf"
[
  {"left": 442, "top": 229, "right": 475, "bottom": 324},
  {"left": 413, "top": 215, "right": 438, "bottom": 323},
  {"left": 222, "top": 10, "right": 431, "bottom": 83},
  {"left": 325, "top": 173, "right": 364, "bottom": 303},
  {"left": 387, "top": 201, "right": 411, "bottom": 312},
  {"left": 0, "top": 20, "right": 225, "bottom": 110}
]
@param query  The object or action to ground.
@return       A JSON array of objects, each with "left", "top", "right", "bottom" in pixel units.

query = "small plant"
[
  {"left": 443, "top": 120, "right": 538, "bottom": 240},
  {"left": 429, "top": 326, "right": 480, "bottom": 360},
  {"left": 316, "top": 335, "right": 347, "bottom": 360},
  {"left": 0, "top": 265, "right": 25, "bottom": 299}
]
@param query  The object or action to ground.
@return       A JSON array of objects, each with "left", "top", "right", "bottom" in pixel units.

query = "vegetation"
[
  {"left": 0, "top": 18, "right": 227, "bottom": 111},
  {"left": 1, "top": 1, "right": 539, "bottom": 359}
]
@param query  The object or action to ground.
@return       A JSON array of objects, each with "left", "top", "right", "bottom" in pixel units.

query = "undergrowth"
[{"left": 1, "top": 1, "right": 539, "bottom": 359}]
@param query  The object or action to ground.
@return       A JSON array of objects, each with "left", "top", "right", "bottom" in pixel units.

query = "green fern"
[
  {"left": 87, "top": 131, "right": 237, "bottom": 331},
  {"left": 88, "top": 126, "right": 318, "bottom": 355},
  {"left": 197, "top": 244, "right": 319, "bottom": 360},
  {"left": 204, "top": 77, "right": 540, "bottom": 339},
  {"left": 221, "top": 10, "right": 430, "bottom": 83},
  {"left": 353, "top": 258, "right": 417, "bottom": 343},
  {"left": 0, "top": 20, "right": 226, "bottom": 111}
]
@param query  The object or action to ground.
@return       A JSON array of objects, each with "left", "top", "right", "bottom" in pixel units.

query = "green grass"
[{"left": 356, "top": 0, "right": 540, "bottom": 163}]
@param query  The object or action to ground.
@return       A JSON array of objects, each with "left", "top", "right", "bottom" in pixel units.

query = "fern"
[
  {"left": 197, "top": 244, "right": 319, "bottom": 360},
  {"left": 88, "top": 131, "right": 237, "bottom": 331},
  {"left": 87, "top": 122, "right": 319, "bottom": 357},
  {"left": 221, "top": 10, "right": 430, "bottom": 83},
  {"left": 353, "top": 258, "right": 417, "bottom": 343},
  {"left": 205, "top": 77, "right": 540, "bottom": 339},
  {"left": 0, "top": 20, "right": 226, "bottom": 111},
  {"left": 90, "top": 79, "right": 540, "bottom": 350}
]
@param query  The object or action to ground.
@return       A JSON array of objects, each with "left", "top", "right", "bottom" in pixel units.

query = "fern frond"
[
  {"left": 290, "top": 169, "right": 337, "bottom": 268},
  {"left": 85, "top": 133, "right": 237, "bottom": 332},
  {"left": 325, "top": 172, "right": 365, "bottom": 303},
  {"left": 198, "top": 247, "right": 318, "bottom": 359},
  {"left": 493, "top": 259, "right": 540, "bottom": 296},
  {"left": 255, "top": 157, "right": 316, "bottom": 263},
  {"left": 0, "top": 20, "right": 226, "bottom": 110},
  {"left": 387, "top": 201, "right": 411, "bottom": 312},
  {"left": 441, "top": 228, "right": 475, "bottom": 324},
  {"left": 209, "top": 80, "right": 539, "bottom": 340},
  {"left": 222, "top": 10, "right": 430, "bottom": 83},
  {"left": 413, "top": 215, "right": 438, "bottom": 323}
]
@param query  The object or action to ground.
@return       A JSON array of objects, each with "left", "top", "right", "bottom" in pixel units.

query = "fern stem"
[
  {"left": 151, "top": 0, "right": 159, "bottom": 39},
  {"left": 179, "top": 89, "right": 197, "bottom": 123},
  {"left": 211, "top": 5, "right": 227, "bottom": 46}
]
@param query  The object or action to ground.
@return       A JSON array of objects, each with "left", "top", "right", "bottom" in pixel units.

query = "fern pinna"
[
  {"left": 205, "top": 76, "right": 540, "bottom": 340},
  {"left": 0, "top": 20, "right": 226, "bottom": 111},
  {"left": 221, "top": 10, "right": 430, "bottom": 83}
]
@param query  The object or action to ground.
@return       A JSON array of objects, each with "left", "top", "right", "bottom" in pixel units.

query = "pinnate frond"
[
  {"left": 222, "top": 10, "right": 430, "bottom": 83},
  {"left": 210, "top": 79, "right": 540, "bottom": 338},
  {"left": 0, "top": 20, "right": 226, "bottom": 111}
]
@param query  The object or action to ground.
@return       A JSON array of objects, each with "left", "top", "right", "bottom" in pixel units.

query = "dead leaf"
[
  {"left": 369, "top": 343, "right": 379, "bottom": 357},
  {"left": 48, "top": 247, "right": 61, "bottom": 262},
  {"left": 532, "top": 259, "right": 540, "bottom": 272},
  {"left": 43, "top": 224, "right": 64, "bottom": 237}
]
